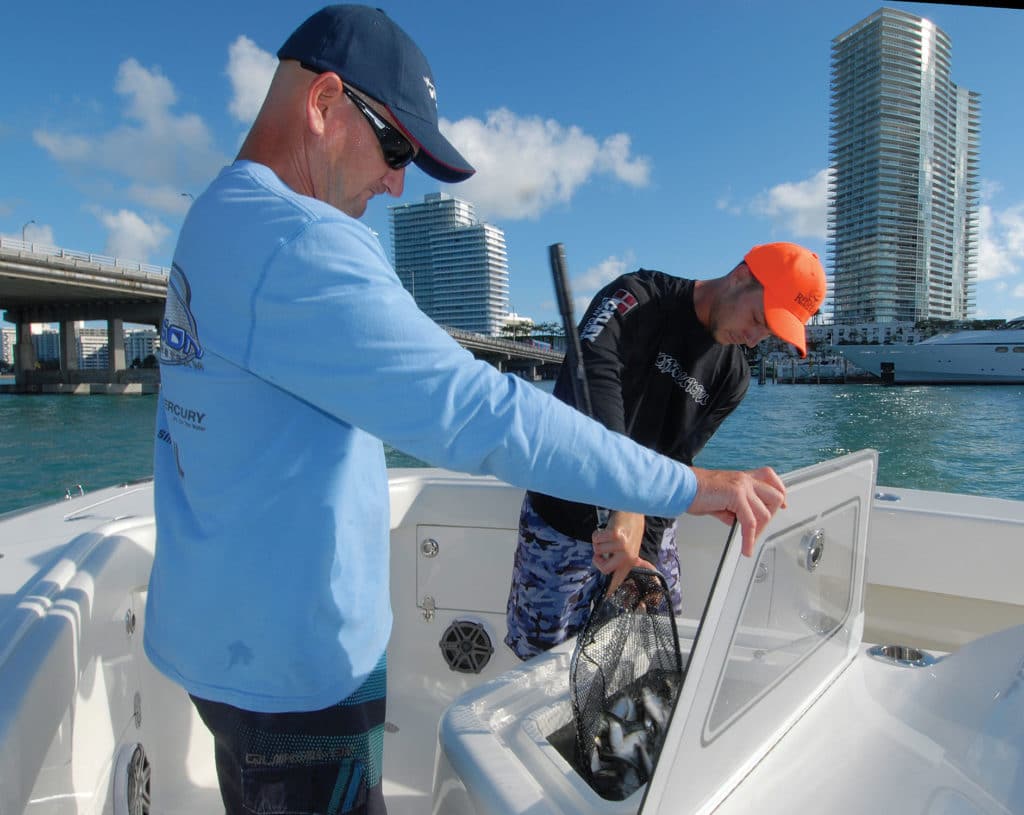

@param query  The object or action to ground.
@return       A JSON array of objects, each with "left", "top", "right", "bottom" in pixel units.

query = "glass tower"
[
  {"left": 828, "top": 7, "right": 980, "bottom": 324},
  {"left": 389, "top": 193, "right": 510, "bottom": 336}
]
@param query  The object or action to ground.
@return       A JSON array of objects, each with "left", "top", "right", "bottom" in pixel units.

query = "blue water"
[{"left": 1, "top": 381, "right": 1022, "bottom": 515}]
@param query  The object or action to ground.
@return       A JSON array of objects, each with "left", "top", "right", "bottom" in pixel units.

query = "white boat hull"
[
  {"left": 834, "top": 329, "right": 1024, "bottom": 384},
  {"left": 1, "top": 464, "right": 1022, "bottom": 814}
]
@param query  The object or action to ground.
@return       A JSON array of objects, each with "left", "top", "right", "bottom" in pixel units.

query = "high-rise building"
[
  {"left": 390, "top": 192, "right": 510, "bottom": 336},
  {"left": 828, "top": 7, "right": 980, "bottom": 325},
  {"left": 0, "top": 327, "right": 15, "bottom": 368},
  {"left": 31, "top": 327, "right": 60, "bottom": 362},
  {"left": 125, "top": 328, "right": 160, "bottom": 366},
  {"left": 77, "top": 327, "right": 110, "bottom": 369}
]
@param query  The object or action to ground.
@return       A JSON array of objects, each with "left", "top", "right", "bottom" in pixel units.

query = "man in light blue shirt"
[{"left": 145, "top": 6, "right": 786, "bottom": 813}]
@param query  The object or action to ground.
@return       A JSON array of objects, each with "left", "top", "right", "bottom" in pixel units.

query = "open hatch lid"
[{"left": 642, "top": 449, "right": 877, "bottom": 815}]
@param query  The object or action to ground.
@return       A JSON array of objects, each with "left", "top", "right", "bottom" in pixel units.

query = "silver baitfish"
[{"left": 585, "top": 677, "right": 678, "bottom": 800}]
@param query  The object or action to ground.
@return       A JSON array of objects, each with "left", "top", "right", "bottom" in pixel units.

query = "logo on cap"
[
  {"left": 795, "top": 291, "right": 822, "bottom": 312},
  {"left": 423, "top": 76, "right": 436, "bottom": 103}
]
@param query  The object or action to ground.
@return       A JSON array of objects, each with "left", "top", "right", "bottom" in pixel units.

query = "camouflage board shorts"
[{"left": 505, "top": 493, "right": 682, "bottom": 661}]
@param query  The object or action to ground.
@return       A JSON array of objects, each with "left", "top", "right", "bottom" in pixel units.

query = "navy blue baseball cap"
[{"left": 277, "top": 5, "right": 474, "bottom": 183}]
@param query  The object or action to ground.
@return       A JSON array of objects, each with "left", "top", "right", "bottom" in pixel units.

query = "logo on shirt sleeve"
[
  {"left": 611, "top": 289, "right": 638, "bottom": 314},
  {"left": 160, "top": 264, "right": 204, "bottom": 367},
  {"left": 580, "top": 288, "right": 640, "bottom": 342}
]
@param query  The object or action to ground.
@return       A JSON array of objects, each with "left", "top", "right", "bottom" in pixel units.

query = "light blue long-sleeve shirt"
[{"left": 144, "top": 161, "right": 698, "bottom": 712}]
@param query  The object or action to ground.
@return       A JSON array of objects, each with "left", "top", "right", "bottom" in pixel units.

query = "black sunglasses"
[{"left": 342, "top": 86, "right": 417, "bottom": 170}]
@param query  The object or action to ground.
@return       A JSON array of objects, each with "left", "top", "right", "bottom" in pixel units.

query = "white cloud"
[
  {"left": 32, "top": 131, "right": 91, "bottom": 161},
  {"left": 748, "top": 169, "right": 829, "bottom": 239},
  {"left": 576, "top": 253, "right": 635, "bottom": 294},
  {"left": 441, "top": 108, "right": 650, "bottom": 221},
  {"left": 127, "top": 184, "right": 194, "bottom": 214},
  {"left": 4, "top": 222, "right": 56, "bottom": 245},
  {"left": 227, "top": 36, "right": 276, "bottom": 125},
  {"left": 117, "top": 56, "right": 177, "bottom": 124},
  {"left": 34, "top": 59, "right": 226, "bottom": 191},
  {"left": 535, "top": 252, "right": 637, "bottom": 317},
  {"left": 715, "top": 192, "right": 742, "bottom": 216},
  {"left": 977, "top": 202, "right": 1024, "bottom": 282},
  {"left": 595, "top": 133, "right": 650, "bottom": 186},
  {"left": 1000, "top": 205, "right": 1024, "bottom": 256},
  {"left": 98, "top": 209, "right": 170, "bottom": 263},
  {"left": 573, "top": 253, "right": 636, "bottom": 313}
]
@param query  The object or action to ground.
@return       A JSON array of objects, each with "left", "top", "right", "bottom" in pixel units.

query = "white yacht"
[
  {"left": 833, "top": 318, "right": 1024, "bottom": 384},
  {"left": 1, "top": 452, "right": 1022, "bottom": 814}
]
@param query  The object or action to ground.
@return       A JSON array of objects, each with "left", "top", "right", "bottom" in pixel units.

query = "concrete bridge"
[{"left": 0, "top": 237, "right": 563, "bottom": 393}]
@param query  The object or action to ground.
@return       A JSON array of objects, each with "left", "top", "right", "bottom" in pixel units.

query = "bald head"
[
  {"left": 237, "top": 61, "right": 408, "bottom": 217},
  {"left": 237, "top": 62, "right": 324, "bottom": 194}
]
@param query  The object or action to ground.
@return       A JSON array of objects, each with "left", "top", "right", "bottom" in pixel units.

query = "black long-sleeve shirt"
[{"left": 529, "top": 270, "right": 750, "bottom": 557}]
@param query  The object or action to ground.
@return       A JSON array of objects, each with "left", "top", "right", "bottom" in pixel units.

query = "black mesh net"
[{"left": 569, "top": 568, "right": 684, "bottom": 800}]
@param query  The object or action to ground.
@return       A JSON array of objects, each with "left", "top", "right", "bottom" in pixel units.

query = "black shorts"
[{"left": 190, "top": 655, "right": 387, "bottom": 815}]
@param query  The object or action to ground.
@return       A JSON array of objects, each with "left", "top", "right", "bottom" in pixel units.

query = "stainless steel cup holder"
[{"left": 867, "top": 643, "right": 937, "bottom": 668}]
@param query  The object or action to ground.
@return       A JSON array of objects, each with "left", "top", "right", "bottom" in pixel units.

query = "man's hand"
[
  {"left": 688, "top": 466, "right": 787, "bottom": 557},
  {"left": 592, "top": 511, "right": 656, "bottom": 595}
]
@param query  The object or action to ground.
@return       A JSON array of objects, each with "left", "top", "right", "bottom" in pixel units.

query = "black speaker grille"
[{"left": 439, "top": 620, "right": 493, "bottom": 674}]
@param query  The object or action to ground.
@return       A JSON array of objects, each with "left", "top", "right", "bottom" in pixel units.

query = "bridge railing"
[
  {"left": 0, "top": 236, "right": 170, "bottom": 278},
  {"left": 442, "top": 325, "right": 564, "bottom": 362}
]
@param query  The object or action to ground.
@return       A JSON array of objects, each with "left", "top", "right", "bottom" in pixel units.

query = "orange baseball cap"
[{"left": 744, "top": 242, "right": 826, "bottom": 358}]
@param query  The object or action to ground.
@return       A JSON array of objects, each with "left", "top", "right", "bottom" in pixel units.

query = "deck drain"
[{"left": 867, "top": 644, "right": 937, "bottom": 667}]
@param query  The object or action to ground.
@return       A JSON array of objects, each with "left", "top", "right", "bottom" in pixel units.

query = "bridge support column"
[
  {"left": 60, "top": 320, "right": 80, "bottom": 378},
  {"left": 14, "top": 321, "right": 37, "bottom": 386},
  {"left": 107, "top": 317, "right": 126, "bottom": 375}
]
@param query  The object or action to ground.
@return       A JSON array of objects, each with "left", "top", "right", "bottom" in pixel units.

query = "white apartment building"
[
  {"left": 390, "top": 193, "right": 510, "bottom": 336},
  {"left": 125, "top": 328, "right": 160, "bottom": 366},
  {"left": 806, "top": 321, "right": 924, "bottom": 348},
  {"left": 828, "top": 8, "right": 979, "bottom": 325},
  {"left": 18, "top": 323, "right": 160, "bottom": 369},
  {"left": 0, "top": 327, "right": 15, "bottom": 368}
]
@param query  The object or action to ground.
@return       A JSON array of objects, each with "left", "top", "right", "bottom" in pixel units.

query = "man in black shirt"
[{"left": 505, "top": 242, "right": 826, "bottom": 660}]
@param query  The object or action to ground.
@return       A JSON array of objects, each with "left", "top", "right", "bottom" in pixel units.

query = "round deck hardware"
[
  {"left": 420, "top": 538, "right": 439, "bottom": 558},
  {"left": 802, "top": 529, "right": 825, "bottom": 572},
  {"left": 113, "top": 742, "right": 151, "bottom": 815},
  {"left": 867, "top": 644, "right": 937, "bottom": 668}
]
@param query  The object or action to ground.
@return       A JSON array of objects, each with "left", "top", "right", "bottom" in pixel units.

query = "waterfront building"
[
  {"left": 20, "top": 323, "right": 160, "bottom": 370},
  {"left": 390, "top": 192, "right": 510, "bottom": 336},
  {"left": 31, "top": 326, "right": 60, "bottom": 363},
  {"left": 828, "top": 8, "right": 980, "bottom": 325},
  {"left": 805, "top": 321, "right": 923, "bottom": 348},
  {"left": 0, "top": 327, "right": 14, "bottom": 368},
  {"left": 77, "top": 327, "right": 110, "bottom": 370},
  {"left": 125, "top": 328, "right": 160, "bottom": 366}
]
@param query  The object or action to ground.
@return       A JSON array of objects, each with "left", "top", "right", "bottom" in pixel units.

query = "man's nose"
[{"left": 383, "top": 166, "right": 406, "bottom": 197}]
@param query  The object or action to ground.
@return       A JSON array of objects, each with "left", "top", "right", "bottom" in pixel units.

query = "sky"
[{"left": 2, "top": 0, "right": 1023, "bottom": 331}]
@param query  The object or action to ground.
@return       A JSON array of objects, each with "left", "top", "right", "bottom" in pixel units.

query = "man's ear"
[
  {"left": 740, "top": 262, "right": 767, "bottom": 295},
  {"left": 306, "top": 72, "right": 343, "bottom": 136},
  {"left": 729, "top": 261, "right": 754, "bottom": 288}
]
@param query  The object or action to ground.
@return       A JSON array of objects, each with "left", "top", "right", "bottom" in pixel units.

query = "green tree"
[{"left": 500, "top": 316, "right": 534, "bottom": 342}]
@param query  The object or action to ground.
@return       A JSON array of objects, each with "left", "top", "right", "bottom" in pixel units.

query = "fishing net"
[{"left": 569, "top": 567, "right": 684, "bottom": 800}]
